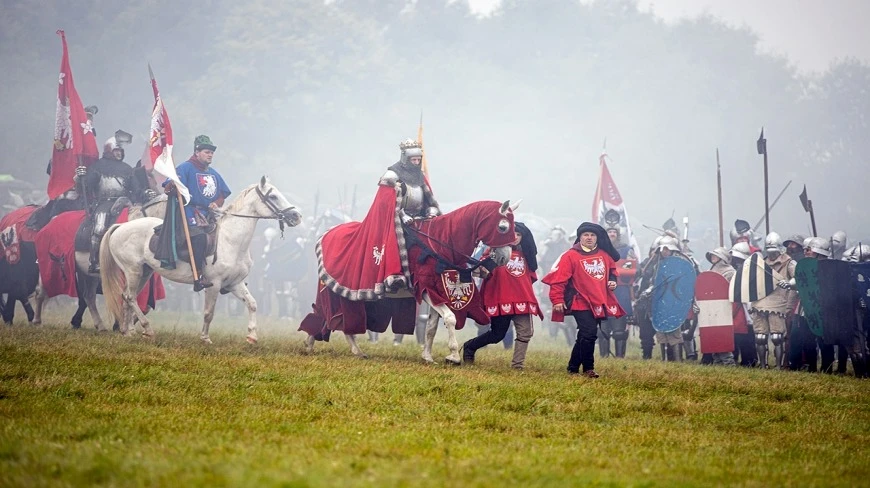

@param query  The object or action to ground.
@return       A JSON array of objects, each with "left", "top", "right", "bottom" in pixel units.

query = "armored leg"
[
  {"left": 771, "top": 333, "right": 786, "bottom": 369},
  {"left": 675, "top": 343, "right": 685, "bottom": 362},
  {"left": 613, "top": 330, "right": 629, "bottom": 358},
  {"left": 755, "top": 333, "right": 769, "bottom": 368},
  {"left": 660, "top": 344, "right": 669, "bottom": 361}
]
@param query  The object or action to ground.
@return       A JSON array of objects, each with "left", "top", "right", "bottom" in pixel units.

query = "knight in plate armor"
[
  {"left": 379, "top": 138, "right": 440, "bottom": 224},
  {"left": 77, "top": 129, "right": 145, "bottom": 272}
]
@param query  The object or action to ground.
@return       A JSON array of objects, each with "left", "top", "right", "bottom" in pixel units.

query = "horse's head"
[
  {"left": 477, "top": 200, "right": 519, "bottom": 266},
  {"left": 250, "top": 176, "right": 303, "bottom": 228}
]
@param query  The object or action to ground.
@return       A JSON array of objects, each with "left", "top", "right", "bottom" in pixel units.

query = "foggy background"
[{"left": 2, "top": 0, "right": 868, "bottom": 251}]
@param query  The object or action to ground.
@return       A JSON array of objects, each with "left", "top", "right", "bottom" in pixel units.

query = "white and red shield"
[
  {"left": 695, "top": 271, "right": 734, "bottom": 354},
  {"left": 581, "top": 257, "right": 606, "bottom": 281},
  {"left": 441, "top": 270, "right": 474, "bottom": 310}
]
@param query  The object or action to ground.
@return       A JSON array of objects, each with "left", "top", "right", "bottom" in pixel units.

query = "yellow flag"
[{"left": 417, "top": 114, "right": 429, "bottom": 179}]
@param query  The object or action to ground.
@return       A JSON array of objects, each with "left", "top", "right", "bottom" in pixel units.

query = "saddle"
[{"left": 148, "top": 222, "right": 218, "bottom": 264}]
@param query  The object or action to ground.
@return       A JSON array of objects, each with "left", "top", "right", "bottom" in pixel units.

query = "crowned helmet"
[{"left": 399, "top": 138, "right": 423, "bottom": 166}]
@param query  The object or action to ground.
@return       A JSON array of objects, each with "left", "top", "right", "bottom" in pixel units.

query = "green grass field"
[{"left": 1, "top": 306, "right": 868, "bottom": 487}]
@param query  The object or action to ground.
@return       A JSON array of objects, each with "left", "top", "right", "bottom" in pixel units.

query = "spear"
[
  {"left": 716, "top": 148, "right": 724, "bottom": 247},
  {"left": 757, "top": 127, "right": 770, "bottom": 235},
  {"left": 799, "top": 185, "right": 818, "bottom": 237},
  {"left": 752, "top": 180, "right": 792, "bottom": 232}
]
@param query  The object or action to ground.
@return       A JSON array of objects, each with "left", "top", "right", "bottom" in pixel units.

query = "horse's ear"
[
  {"left": 509, "top": 199, "right": 522, "bottom": 212},
  {"left": 260, "top": 176, "right": 267, "bottom": 188},
  {"left": 499, "top": 200, "right": 510, "bottom": 216}
]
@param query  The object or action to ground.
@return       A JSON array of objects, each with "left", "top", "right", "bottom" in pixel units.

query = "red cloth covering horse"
[
  {"left": 0, "top": 206, "right": 39, "bottom": 265},
  {"left": 35, "top": 208, "right": 164, "bottom": 311},
  {"left": 300, "top": 188, "right": 516, "bottom": 362}
]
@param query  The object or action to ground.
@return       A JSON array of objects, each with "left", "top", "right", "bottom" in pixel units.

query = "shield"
[
  {"left": 694, "top": 271, "right": 734, "bottom": 354},
  {"left": 651, "top": 256, "right": 697, "bottom": 333},
  {"left": 795, "top": 258, "right": 823, "bottom": 337},
  {"left": 729, "top": 253, "right": 778, "bottom": 303},
  {"left": 817, "top": 260, "right": 856, "bottom": 346},
  {"left": 440, "top": 269, "right": 475, "bottom": 311}
]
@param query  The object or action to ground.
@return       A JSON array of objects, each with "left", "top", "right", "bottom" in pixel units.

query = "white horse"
[
  {"left": 32, "top": 195, "right": 168, "bottom": 329},
  {"left": 100, "top": 177, "right": 302, "bottom": 343}
]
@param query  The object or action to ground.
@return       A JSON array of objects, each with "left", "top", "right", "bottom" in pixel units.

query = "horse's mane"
[{"left": 223, "top": 183, "right": 261, "bottom": 215}]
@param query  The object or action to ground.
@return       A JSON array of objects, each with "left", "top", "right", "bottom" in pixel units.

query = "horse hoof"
[
  {"left": 422, "top": 355, "right": 435, "bottom": 364},
  {"left": 142, "top": 332, "right": 155, "bottom": 339},
  {"left": 32, "top": 320, "right": 41, "bottom": 326},
  {"left": 444, "top": 357, "right": 461, "bottom": 366},
  {"left": 201, "top": 337, "right": 213, "bottom": 345},
  {"left": 245, "top": 336, "right": 257, "bottom": 344}
]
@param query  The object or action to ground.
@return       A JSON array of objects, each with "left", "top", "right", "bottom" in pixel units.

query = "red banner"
[{"left": 47, "top": 30, "right": 98, "bottom": 200}]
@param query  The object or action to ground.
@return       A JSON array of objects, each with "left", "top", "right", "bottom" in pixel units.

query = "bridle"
[{"left": 226, "top": 186, "right": 298, "bottom": 236}]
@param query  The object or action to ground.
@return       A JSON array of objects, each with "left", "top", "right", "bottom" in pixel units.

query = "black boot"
[
  {"left": 88, "top": 235, "right": 101, "bottom": 273},
  {"left": 193, "top": 275, "right": 213, "bottom": 292}
]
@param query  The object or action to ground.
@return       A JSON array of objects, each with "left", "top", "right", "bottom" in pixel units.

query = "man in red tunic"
[
  {"left": 543, "top": 222, "right": 624, "bottom": 378},
  {"left": 462, "top": 222, "right": 543, "bottom": 369}
]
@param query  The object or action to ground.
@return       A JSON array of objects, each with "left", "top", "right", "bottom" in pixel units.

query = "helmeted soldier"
[
  {"left": 844, "top": 244, "right": 870, "bottom": 263},
  {"left": 598, "top": 226, "right": 634, "bottom": 358},
  {"left": 730, "top": 241, "right": 758, "bottom": 367},
  {"left": 644, "top": 236, "right": 699, "bottom": 361},
  {"left": 379, "top": 139, "right": 440, "bottom": 224},
  {"left": 77, "top": 130, "right": 144, "bottom": 273},
  {"left": 748, "top": 232, "right": 798, "bottom": 368},
  {"left": 701, "top": 246, "right": 737, "bottom": 366},
  {"left": 783, "top": 234, "right": 806, "bottom": 262},
  {"left": 633, "top": 236, "right": 665, "bottom": 359}
]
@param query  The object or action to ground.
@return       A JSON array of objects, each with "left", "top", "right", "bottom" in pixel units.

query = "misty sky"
[{"left": 470, "top": 0, "right": 870, "bottom": 72}]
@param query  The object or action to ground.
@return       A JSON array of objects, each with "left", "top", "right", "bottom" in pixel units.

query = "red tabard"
[
  {"left": 542, "top": 246, "right": 625, "bottom": 321},
  {"left": 481, "top": 249, "right": 543, "bottom": 319}
]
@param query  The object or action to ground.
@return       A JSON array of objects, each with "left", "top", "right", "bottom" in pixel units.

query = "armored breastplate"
[
  {"left": 97, "top": 175, "right": 129, "bottom": 199},
  {"left": 402, "top": 184, "right": 425, "bottom": 216}
]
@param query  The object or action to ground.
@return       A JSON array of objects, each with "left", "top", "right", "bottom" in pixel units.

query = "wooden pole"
[
  {"left": 808, "top": 200, "right": 818, "bottom": 237},
  {"left": 176, "top": 191, "right": 199, "bottom": 281},
  {"left": 716, "top": 148, "right": 724, "bottom": 247}
]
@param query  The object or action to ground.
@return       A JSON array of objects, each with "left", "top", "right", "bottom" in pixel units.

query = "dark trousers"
[
  {"left": 789, "top": 316, "right": 818, "bottom": 372},
  {"left": 191, "top": 233, "right": 207, "bottom": 273},
  {"left": 465, "top": 315, "right": 513, "bottom": 355},
  {"left": 819, "top": 340, "right": 835, "bottom": 374},
  {"left": 734, "top": 333, "right": 757, "bottom": 367},
  {"left": 568, "top": 311, "right": 600, "bottom": 373}
]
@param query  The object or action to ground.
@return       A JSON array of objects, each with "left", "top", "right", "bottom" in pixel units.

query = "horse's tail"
[{"left": 100, "top": 224, "right": 126, "bottom": 325}]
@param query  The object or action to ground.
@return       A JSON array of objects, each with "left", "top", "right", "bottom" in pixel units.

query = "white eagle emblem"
[
  {"left": 608, "top": 305, "right": 618, "bottom": 315},
  {"left": 505, "top": 254, "right": 526, "bottom": 277},
  {"left": 198, "top": 173, "right": 217, "bottom": 198},
  {"left": 487, "top": 305, "right": 498, "bottom": 315},
  {"left": 515, "top": 302, "right": 527, "bottom": 313},
  {"left": 593, "top": 305, "right": 603, "bottom": 316},
  {"left": 530, "top": 304, "right": 538, "bottom": 314},
  {"left": 372, "top": 244, "right": 385, "bottom": 265},
  {"left": 441, "top": 270, "right": 474, "bottom": 310},
  {"left": 500, "top": 303, "right": 512, "bottom": 314},
  {"left": 582, "top": 257, "right": 606, "bottom": 280}
]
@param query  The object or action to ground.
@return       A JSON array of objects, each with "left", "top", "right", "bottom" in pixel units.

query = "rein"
[
  {"left": 403, "top": 224, "right": 494, "bottom": 273},
  {"left": 224, "top": 186, "right": 297, "bottom": 236}
]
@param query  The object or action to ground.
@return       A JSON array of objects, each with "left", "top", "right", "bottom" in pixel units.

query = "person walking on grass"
[
  {"left": 543, "top": 222, "right": 624, "bottom": 378},
  {"left": 463, "top": 222, "right": 542, "bottom": 369}
]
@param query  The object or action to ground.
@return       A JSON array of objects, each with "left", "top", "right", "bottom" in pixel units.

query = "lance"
[
  {"left": 799, "top": 185, "right": 818, "bottom": 237},
  {"left": 757, "top": 127, "right": 770, "bottom": 235},
  {"left": 716, "top": 148, "right": 724, "bottom": 247},
  {"left": 350, "top": 184, "right": 357, "bottom": 219},
  {"left": 752, "top": 179, "right": 792, "bottom": 232},
  {"left": 313, "top": 188, "right": 320, "bottom": 218}
]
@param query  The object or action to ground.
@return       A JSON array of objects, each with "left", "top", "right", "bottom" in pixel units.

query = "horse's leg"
[
  {"left": 132, "top": 272, "right": 155, "bottom": 338},
  {"left": 70, "top": 297, "right": 86, "bottom": 329},
  {"left": 421, "top": 306, "right": 441, "bottom": 363},
  {"left": 1, "top": 294, "right": 13, "bottom": 325},
  {"left": 228, "top": 282, "right": 259, "bottom": 344},
  {"left": 31, "top": 284, "right": 45, "bottom": 325},
  {"left": 303, "top": 334, "right": 316, "bottom": 354},
  {"left": 200, "top": 287, "right": 220, "bottom": 344},
  {"left": 20, "top": 297, "right": 34, "bottom": 323},
  {"left": 421, "top": 293, "right": 460, "bottom": 364},
  {"left": 344, "top": 333, "right": 368, "bottom": 359},
  {"left": 82, "top": 275, "right": 106, "bottom": 332}
]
